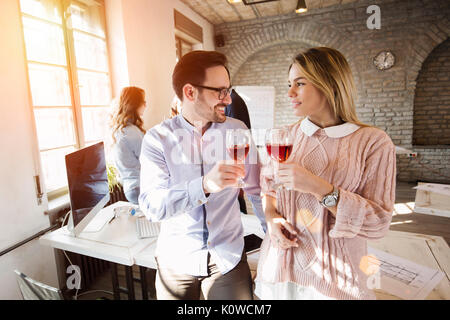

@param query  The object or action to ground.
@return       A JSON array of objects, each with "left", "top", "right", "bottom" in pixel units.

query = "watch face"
[
  {"left": 373, "top": 51, "right": 395, "bottom": 70},
  {"left": 324, "top": 196, "right": 337, "bottom": 207}
]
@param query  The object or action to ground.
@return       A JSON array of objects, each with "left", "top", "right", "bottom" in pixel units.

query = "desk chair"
[
  {"left": 14, "top": 270, "right": 64, "bottom": 300},
  {"left": 14, "top": 270, "right": 113, "bottom": 300}
]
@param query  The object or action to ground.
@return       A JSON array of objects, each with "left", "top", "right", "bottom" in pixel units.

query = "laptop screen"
[{"left": 65, "top": 142, "right": 109, "bottom": 227}]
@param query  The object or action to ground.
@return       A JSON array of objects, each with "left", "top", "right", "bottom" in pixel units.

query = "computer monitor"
[{"left": 65, "top": 142, "right": 110, "bottom": 237}]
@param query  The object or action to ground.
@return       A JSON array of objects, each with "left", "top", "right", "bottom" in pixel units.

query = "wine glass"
[
  {"left": 265, "top": 128, "right": 294, "bottom": 190},
  {"left": 226, "top": 129, "right": 251, "bottom": 188}
]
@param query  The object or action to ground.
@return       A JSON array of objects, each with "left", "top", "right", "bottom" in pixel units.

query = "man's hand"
[{"left": 202, "top": 160, "right": 245, "bottom": 194}]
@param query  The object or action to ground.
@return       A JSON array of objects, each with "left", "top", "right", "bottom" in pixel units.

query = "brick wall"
[
  {"left": 234, "top": 42, "right": 308, "bottom": 127},
  {"left": 215, "top": 0, "right": 450, "bottom": 183},
  {"left": 413, "top": 38, "right": 450, "bottom": 146},
  {"left": 397, "top": 147, "right": 450, "bottom": 183}
]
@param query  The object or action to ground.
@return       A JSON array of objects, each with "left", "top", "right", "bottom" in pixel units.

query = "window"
[
  {"left": 19, "top": 0, "right": 112, "bottom": 198},
  {"left": 174, "top": 10, "right": 202, "bottom": 62},
  {"left": 175, "top": 36, "right": 193, "bottom": 61}
]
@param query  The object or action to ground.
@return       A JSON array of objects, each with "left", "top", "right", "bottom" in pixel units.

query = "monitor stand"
[{"left": 67, "top": 193, "right": 110, "bottom": 237}]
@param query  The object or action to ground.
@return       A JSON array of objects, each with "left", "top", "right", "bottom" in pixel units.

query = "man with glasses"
[{"left": 139, "top": 51, "right": 264, "bottom": 300}]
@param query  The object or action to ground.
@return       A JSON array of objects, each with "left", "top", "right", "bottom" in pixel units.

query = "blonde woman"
[
  {"left": 110, "top": 86, "right": 147, "bottom": 204},
  {"left": 255, "top": 47, "right": 396, "bottom": 300}
]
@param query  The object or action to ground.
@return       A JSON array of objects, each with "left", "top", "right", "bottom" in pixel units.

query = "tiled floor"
[{"left": 76, "top": 180, "right": 450, "bottom": 300}]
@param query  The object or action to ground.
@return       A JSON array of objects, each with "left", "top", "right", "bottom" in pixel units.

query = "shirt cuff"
[
  {"left": 247, "top": 193, "right": 267, "bottom": 233},
  {"left": 247, "top": 194, "right": 263, "bottom": 212},
  {"left": 188, "top": 176, "right": 208, "bottom": 207}
]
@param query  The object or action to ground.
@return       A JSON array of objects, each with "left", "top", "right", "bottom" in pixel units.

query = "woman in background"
[
  {"left": 110, "top": 86, "right": 147, "bottom": 204},
  {"left": 255, "top": 47, "right": 396, "bottom": 300},
  {"left": 169, "top": 95, "right": 181, "bottom": 119}
]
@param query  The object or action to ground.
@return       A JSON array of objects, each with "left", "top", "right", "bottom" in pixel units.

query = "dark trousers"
[
  {"left": 238, "top": 189, "right": 247, "bottom": 214},
  {"left": 155, "top": 252, "right": 253, "bottom": 300}
]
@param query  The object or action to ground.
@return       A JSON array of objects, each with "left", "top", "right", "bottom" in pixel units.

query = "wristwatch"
[{"left": 320, "top": 186, "right": 339, "bottom": 208}]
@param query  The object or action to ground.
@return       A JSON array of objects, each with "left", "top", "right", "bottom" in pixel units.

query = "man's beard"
[
  {"left": 212, "top": 103, "right": 227, "bottom": 123},
  {"left": 197, "top": 95, "right": 227, "bottom": 123}
]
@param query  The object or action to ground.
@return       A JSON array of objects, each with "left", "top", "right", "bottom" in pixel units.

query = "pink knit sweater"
[{"left": 256, "top": 118, "right": 396, "bottom": 300}]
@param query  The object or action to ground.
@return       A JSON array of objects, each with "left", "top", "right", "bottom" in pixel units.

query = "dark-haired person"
[
  {"left": 110, "top": 86, "right": 147, "bottom": 204},
  {"left": 138, "top": 51, "right": 264, "bottom": 300},
  {"left": 225, "top": 89, "right": 251, "bottom": 130}
]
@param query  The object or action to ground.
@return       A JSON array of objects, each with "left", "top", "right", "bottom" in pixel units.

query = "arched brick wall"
[
  {"left": 413, "top": 37, "right": 450, "bottom": 146},
  {"left": 224, "top": 20, "right": 358, "bottom": 80},
  {"left": 233, "top": 41, "right": 310, "bottom": 127},
  {"left": 216, "top": 1, "right": 450, "bottom": 183},
  {"left": 220, "top": 19, "right": 364, "bottom": 128},
  {"left": 397, "top": 20, "right": 450, "bottom": 184}
]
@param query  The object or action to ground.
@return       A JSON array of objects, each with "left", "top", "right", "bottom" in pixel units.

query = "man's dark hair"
[{"left": 172, "top": 50, "right": 230, "bottom": 101}]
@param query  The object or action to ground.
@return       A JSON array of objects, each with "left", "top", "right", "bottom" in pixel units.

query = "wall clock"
[{"left": 373, "top": 50, "right": 395, "bottom": 71}]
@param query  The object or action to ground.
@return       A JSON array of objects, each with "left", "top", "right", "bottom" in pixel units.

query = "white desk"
[
  {"left": 40, "top": 201, "right": 155, "bottom": 266},
  {"left": 368, "top": 230, "right": 450, "bottom": 300},
  {"left": 40, "top": 201, "right": 156, "bottom": 299},
  {"left": 134, "top": 213, "right": 265, "bottom": 270}
]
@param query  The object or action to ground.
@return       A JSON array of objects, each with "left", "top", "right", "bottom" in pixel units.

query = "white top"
[{"left": 300, "top": 117, "right": 360, "bottom": 138}]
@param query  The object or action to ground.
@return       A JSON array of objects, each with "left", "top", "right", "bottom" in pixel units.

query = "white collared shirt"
[
  {"left": 300, "top": 117, "right": 360, "bottom": 138},
  {"left": 138, "top": 115, "right": 265, "bottom": 276}
]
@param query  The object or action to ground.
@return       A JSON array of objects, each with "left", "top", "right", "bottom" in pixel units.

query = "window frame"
[
  {"left": 175, "top": 35, "right": 194, "bottom": 61},
  {"left": 19, "top": 0, "right": 113, "bottom": 200}
]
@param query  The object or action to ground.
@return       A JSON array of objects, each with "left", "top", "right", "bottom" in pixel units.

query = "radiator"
[
  {"left": 107, "top": 185, "right": 127, "bottom": 204},
  {"left": 64, "top": 185, "right": 126, "bottom": 293}
]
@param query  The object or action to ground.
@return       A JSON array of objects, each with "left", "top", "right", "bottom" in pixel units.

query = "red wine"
[
  {"left": 266, "top": 144, "right": 293, "bottom": 163},
  {"left": 228, "top": 144, "right": 250, "bottom": 161}
]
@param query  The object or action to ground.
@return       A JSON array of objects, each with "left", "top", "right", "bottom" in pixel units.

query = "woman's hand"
[
  {"left": 266, "top": 210, "right": 299, "bottom": 250},
  {"left": 278, "top": 163, "right": 333, "bottom": 198}
]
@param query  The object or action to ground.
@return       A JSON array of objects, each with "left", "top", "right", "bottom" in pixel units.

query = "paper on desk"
[
  {"left": 413, "top": 183, "right": 450, "bottom": 197},
  {"left": 367, "top": 247, "right": 445, "bottom": 300}
]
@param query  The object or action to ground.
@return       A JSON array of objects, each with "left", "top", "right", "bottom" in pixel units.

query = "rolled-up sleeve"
[
  {"left": 138, "top": 130, "right": 208, "bottom": 222},
  {"left": 329, "top": 135, "right": 396, "bottom": 240}
]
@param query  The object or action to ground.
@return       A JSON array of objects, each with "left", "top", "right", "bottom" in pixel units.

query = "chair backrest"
[{"left": 14, "top": 270, "right": 64, "bottom": 300}]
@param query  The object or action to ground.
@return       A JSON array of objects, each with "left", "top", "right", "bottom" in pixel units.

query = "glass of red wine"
[
  {"left": 265, "top": 128, "right": 294, "bottom": 190},
  {"left": 226, "top": 129, "right": 251, "bottom": 188}
]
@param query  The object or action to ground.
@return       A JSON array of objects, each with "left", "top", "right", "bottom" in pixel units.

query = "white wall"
[
  {"left": 105, "top": 0, "right": 130, "bottom": 100},
  {"left": 0, "top": 0, "right": 58, "bottom": 299},
  {"left": 105, "top": 0, "right": 215, "bottom": 130}
]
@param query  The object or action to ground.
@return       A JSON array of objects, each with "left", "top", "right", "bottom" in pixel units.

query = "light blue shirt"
[
  {"left": 112, "top": 124, "right": 144, "bottom": 193},
  {"left": 139, "top": 114, "right": 265, "bottom": 276}
]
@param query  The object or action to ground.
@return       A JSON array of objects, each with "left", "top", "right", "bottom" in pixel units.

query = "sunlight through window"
[
  {"left": 20, "top": 0, "right": 112, "bottom": 196},
  {"left": 394, "top": 202, "right": 414, "bottom": 215}
]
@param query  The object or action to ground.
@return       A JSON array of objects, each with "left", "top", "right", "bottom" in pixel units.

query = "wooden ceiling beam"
[
  {"left": 250, "top": 4, "right": 261, "bottom": 18},
  {"left": 227, "top": 1, "right": 244, "bottom": 21},
  {"left": 204, "top": 0, "right": 226, "bottom": 24}
]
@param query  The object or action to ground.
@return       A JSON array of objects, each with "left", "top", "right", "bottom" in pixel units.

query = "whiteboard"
[{"left": 234, "top": 86, "right": 275, "bottom": 148}]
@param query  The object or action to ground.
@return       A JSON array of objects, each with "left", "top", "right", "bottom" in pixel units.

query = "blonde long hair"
[
  {"left": 110, "top": 86, "right": 146, "bottom": 144},
  {"left": 291, "top": 47, "right": 370, "bottom": 128}
]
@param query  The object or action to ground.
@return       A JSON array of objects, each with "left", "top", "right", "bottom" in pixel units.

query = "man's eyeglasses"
[{"left": 192, "top": 84, "right": 233, "bottom": 100}]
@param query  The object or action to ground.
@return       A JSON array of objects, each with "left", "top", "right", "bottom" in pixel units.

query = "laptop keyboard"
[{"left": 136, "top": 218, "right": 160, "bottom": 239}]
